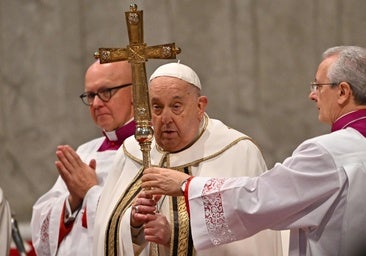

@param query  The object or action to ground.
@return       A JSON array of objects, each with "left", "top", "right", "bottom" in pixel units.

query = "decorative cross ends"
[
  {"left": 94, "top": 4, "right": 181, "bottom": 169},
  {"left": 94, "top": 4, "right": 181, "bottom": 64}
]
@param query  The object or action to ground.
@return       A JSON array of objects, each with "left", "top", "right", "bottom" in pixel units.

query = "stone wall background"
[{"left": 0, "top": 0, "right": 365, "bottom": 224}]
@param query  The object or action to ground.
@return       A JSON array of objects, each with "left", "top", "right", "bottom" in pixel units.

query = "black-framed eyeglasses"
[
  {"left": 79, "top": 83, "right": 132, "bottom": 106},
  {"left": 309, "top": 82, "right": 337, "bottom": 93}
]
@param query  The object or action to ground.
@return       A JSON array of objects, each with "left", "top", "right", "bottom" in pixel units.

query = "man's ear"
[
  {"left": 197, "top": 96, "right": 208, "bottom": 120},
  {"left": 198, "top": 96, "right": 208, "bottom": 108},
  {"left": 338, "top": 82, "right": 352, "bottom": 104}
]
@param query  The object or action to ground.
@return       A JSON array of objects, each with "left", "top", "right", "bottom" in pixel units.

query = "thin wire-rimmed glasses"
[
  {"left": 309, "top": 82, "right": 337, "bottom": 93},
  {"left": 80, "top": 83, "right": 132, "bottom": 106}
]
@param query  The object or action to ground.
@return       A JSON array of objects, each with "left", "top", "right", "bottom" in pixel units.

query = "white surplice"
[
  {"left": 0, "top": 187, "right": 11, "bottom": 256},
  {"left": 31, "top": 137, "right": 118, "bottom": 256},
  {"left": 94, "top": 115, "right": 284, "bottom": 256},
  {"left": 188, "top": 128, "right": 366, "bottom": 256}
]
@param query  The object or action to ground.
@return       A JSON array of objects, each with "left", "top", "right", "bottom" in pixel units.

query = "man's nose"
[
  {"left": 308, "top": 91, "right": 317, "bottom": 101},
  {"left": 91, "top": 95, "right": 104, "bottom": 107},
  {"left": 161, "top": 109, "right": 173, "bottom": 123}
]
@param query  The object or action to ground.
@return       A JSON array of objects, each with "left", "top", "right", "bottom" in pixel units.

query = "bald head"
[
  {"left": 84, "top": 60, "right": 134, "bottom": 131},
  {"left": 85, "top": 60, "right": 132, "bottom": 87}
]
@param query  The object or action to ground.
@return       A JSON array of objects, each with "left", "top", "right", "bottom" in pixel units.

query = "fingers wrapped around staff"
[
  {"left": 131, "top": 192, "right": 164, "bottom": 228},
  {"left": 133, "top": 205, "right": 140, "bottom": 213},
  {"left": 132, "top": 192, "right": 158, "bottom": 215}
]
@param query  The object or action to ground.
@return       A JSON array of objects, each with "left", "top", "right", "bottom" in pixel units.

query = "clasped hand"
[
  {"left": 131, "top": 192, "right": 171, "bottom": 246},
  {"left": 55, "top": 145, "right": 98, "bottom": 211}
]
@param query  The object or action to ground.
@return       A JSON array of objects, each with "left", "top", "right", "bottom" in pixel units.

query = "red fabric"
[
  {"left": 82, "top": 207, "right": 87, "bottom": 228},
  {"left": 184, "top": 176, "right": 194, "bottom": 216},
  {"left": 9, "top": 241, "right": 36, "bottom": 256},
  {"left": 58, "top": 202, "right": 74, "bottom": 246}
]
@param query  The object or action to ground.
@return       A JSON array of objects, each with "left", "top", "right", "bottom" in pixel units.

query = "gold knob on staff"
[{"left": 94, "top": 51, "right": 100, "bottom": 59}]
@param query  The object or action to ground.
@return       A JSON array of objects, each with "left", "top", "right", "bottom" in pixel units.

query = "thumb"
[
  {"left": 89, "top": 159, "right": 96, "bottom": 170},
  {"left": 153, "top": 194, "right": 162, "bottom": 203}
]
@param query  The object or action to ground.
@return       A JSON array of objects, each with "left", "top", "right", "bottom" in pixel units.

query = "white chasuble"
[{"left": 94, "top": 114, "right": 284, "bottom": 256}]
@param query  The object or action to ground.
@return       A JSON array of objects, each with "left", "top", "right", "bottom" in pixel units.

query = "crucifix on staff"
[{"left": 94, "top": 3, "right": 181, "bottom": 169}]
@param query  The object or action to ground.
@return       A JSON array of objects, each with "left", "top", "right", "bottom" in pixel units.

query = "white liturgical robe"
[
  {"left": 31, "top": 120, "right": 135, "bottom": 256},
  {"left": 94, "top": 115, "right": 284, "bottom": 256},
  {"left": 0, "top": 187, "right": 11, "bottom": 256},
  {"left": 188, "top": 128, "right": 366, "bottom": 256},
  {"left": 31, "top": 137, "right": 119, "bottom": 256}
]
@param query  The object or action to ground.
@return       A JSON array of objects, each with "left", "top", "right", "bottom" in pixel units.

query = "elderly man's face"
[
  {"left": 149, "top": 76, "right": 207, "bottom": 152},
  {"left": 84, "top": 61, "right": 133, "bottom": 131},
  {"left": 309, "top": 56, "right": 342, "bottom": 125}
]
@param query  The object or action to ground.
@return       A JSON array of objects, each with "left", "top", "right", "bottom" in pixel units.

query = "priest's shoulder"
[
  {"left": 122, "top": 135, "right": 141, "bottom": 157},
  {"left": 301, "top": 128, "right": 366, "bottom": 157},
  {"left": 76, "top": 136, "right": 105, "bottom": 152},
  {"left": 210, "top": 118, "right": 251, "bottom": 139}
]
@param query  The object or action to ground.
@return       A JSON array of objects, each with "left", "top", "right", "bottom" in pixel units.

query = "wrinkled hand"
[
  {"left": 142, "top": 167, "right": 191, "bottom": 197},
  {"left": 144, "top": 213, "right": 171, "bottom": 246},
  {"left": 130, "top": 191, "right": 159, "bottom": 228},
  {"left": 55, "top": 145, "right": 98, "bottom": 211}
]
